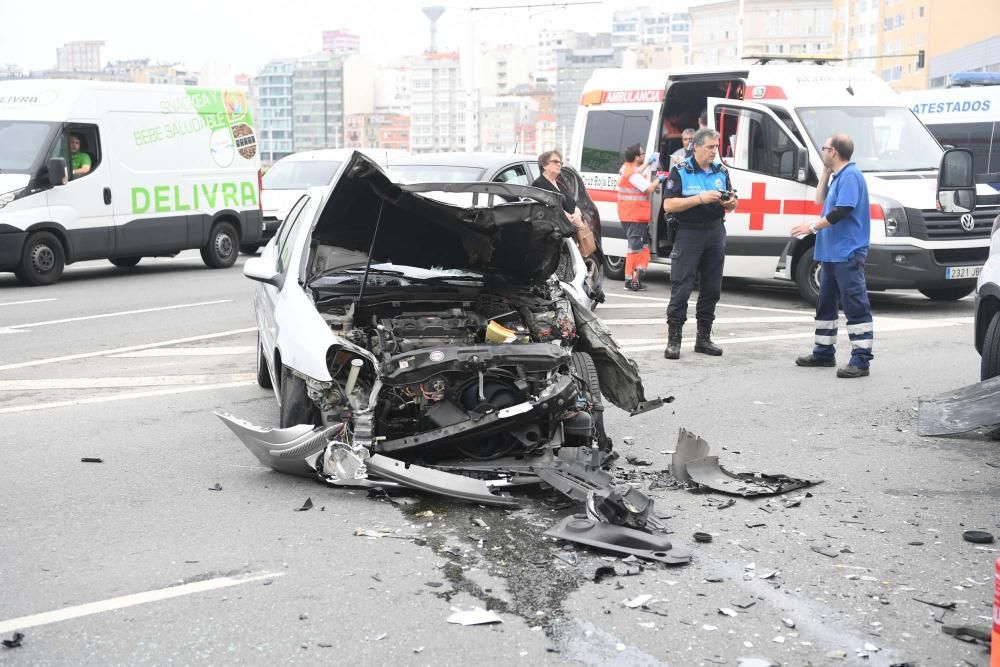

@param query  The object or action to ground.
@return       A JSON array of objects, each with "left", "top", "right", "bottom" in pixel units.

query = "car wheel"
[
  {"left": 603, "top": 254, "right": 626, "bottom": 281},
  {"left": 279, "top": 365, "right": 317, "bottom": 428},
  {"left": 571, "top": 351, "right": 610, "bottom": 451},
  {"left": 109, "top": 256, "right": 141, "bottom": 268},
  {"left": 980, "top": 312, "right": 1000, "bottom": 382},
  {"left": 16, "top": 231, "right": 65, "bottom": 286},
  {"left": 256, "top": 332, "right": 272, "bottom": 389},
  {"left": 240, "top": 243, "right": 261, "bottom": 256},
  {"left": 918, "top": 286, "right": 975, "bottom": 301},
  {"left": 200, "top": 221, "right": 239, "bottom": 268},
  {"left": 794, "top": 245, "right": 820, "bottom": 307}
]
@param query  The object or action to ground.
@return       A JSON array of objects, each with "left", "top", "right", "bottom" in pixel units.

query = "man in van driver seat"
[
  {"left": 662, "top": 128, "right": 737, "bottom": 360},
  {"left": 69, "top": 133, "right": 92, "bottom": 178}
]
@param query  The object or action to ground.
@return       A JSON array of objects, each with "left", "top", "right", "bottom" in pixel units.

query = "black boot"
[
  {"left": 694, "top": 322, "right": 723, "bottom": 356},
  {"left": 664, "top": 322, "right": 682, "bottom": 360}
]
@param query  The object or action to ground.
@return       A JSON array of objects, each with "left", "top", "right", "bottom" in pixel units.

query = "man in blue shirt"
[{"left": 790, "top": 134, "right": 874, "bottom": 378}]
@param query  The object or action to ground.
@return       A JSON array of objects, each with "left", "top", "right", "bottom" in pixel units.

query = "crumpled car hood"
[{"left": 309, "top": 151, "right": 577, "bottom": 283}]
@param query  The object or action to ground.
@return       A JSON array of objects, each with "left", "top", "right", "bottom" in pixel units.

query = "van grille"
[
  {"left": 931, "top": 248, "right": 989, "bottom": 265},
  {"left": 908, "top": 209, "right": 996, "bottom": 240}
]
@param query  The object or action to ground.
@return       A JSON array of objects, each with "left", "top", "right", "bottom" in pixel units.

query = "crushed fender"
[{"left": 918, "top": 375, "right": 1000, "bottom": 436}]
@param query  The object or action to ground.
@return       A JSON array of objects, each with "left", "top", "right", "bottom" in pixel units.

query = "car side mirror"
[
  {"left": 47, "top": 157, "right": 68, "bottom": 186},
  {"left": 244, "top": 257, "right": 281, "bottom": 287},
  {"left": 795, "top": 147, "right": 808, "bottom": 182},
  {"left": 936, "top": 148, "right": 976, "bottom": 213}
]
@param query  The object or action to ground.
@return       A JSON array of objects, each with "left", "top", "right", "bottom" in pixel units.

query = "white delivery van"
[
  {"left": 253, "top": 147, "right": 407, "bottom": 254},
  {"left": 900, "top": 80, "right": 1000, "bottom": 188},
  {"left": 570, "top": 64, "right": 1000, "bottom": 303},
  {"left": 0, "top": 79, "right": 263, "bottom": 285}
]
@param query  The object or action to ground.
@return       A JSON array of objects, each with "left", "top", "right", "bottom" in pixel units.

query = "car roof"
[
  {"left": 391, "top": 151, "right": 541, "bottom": 171},
  {"left": 277, "top": 148, "right": 408, "bottom": 164}
]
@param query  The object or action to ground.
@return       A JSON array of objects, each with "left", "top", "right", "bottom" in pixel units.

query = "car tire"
[
  {"left": 256, "top": 333, "right": 273, "bottom": 389},
  {"left": 794, "top": 245, "right": 820, "bottom": 307},
  {"left": 279, "top": 365, "right": 317, "bottom": 428},
  {"left": 240, "top": 243, "right": 261, "bottom": 256},
  {"left": 980, "top": 312, "right": 1000, "bottom": 382},
  {"left": 571, "top": 351, "right": 611, "bottom": 451},
  {"left": 603, "top": 254, "right": 626, "bottom": 281},
  {"left": 109, "top": 256, "right": 141, "bottom": 268},
  {"left": 918, "top": 286, "right": 975, "bottom": 301},
  {"left": 200, "top": 221, "right": 239, "bottom": 268},
  {"left": 16, "top": 231, "right": 65, "bottom": 286}
]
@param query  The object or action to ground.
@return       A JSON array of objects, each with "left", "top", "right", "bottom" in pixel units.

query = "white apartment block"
[{"left": 409, "top": 52, "right": 469, "bottom": 153}]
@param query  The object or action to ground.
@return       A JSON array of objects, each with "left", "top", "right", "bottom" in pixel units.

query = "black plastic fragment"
[
  {"left": 80, "top": 457, "right": 103, "bottom": 463},
  {"left": 941, "top": 624, "right": 990, "bottom": 644},
  {"left": 208, "top": 483, "right": 222, "bottom": 491},
  {"left": 1, "top": 632, "right": 24, "bottom": 649},
  {"left": 295, "top": 498, "right": 314, "bottom": 512},
  {"left": 962, "top": 529, "right": 994, "bottom": 544},
  {"left": 544, "top": 514, "right": 691, "bottom": 565}
]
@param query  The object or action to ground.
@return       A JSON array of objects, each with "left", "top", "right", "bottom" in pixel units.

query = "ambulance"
[
  {"left": 900, "top": 77, "right": 1000, "bottom": 188},
  {"left": 570, "top": 64, "right": 1000, "bottom": 303},
  {"left": 0, "top": 79, "right": 263, "bottom": 285}
]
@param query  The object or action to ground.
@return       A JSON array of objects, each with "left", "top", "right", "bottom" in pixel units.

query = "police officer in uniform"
[{"left": 662, "top": 128, "right": 737, "bottom": 359}]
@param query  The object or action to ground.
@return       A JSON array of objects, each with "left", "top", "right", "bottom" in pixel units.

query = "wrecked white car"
[{"left": 218, "top": 152, "right": 666, "bottom": 510}]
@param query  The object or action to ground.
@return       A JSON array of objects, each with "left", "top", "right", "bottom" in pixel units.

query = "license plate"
[{"left": 945, "top": 265, "right": 982, "bottom": 280}]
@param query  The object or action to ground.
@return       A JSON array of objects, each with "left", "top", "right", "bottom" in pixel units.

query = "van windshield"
[
  {"left": 796, "top": 107, "right": 942, "bottom": 172},
  {"left": 0, "top": 120, "right": 59, "bottom": 173},
  {"left": 263, "top": 160, "right": 342, "bottom": 190}
]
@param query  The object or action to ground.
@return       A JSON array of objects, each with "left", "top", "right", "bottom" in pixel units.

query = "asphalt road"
[{"left": 0, "top": 254, "right": 997, "bottom": 666}]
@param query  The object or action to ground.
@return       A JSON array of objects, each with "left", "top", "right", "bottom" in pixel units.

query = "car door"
[
  {"left": 45, "top": 124, "right": 115, "bottom": 261},
  {"left": 708, "top": 98, "right": 812, "bottom": 277},
  {"left": 257, "top": 194, "right": 309, "bottom": 387},
  {"left": 492, "top": 163, "right": 531, "bottom": 186}
]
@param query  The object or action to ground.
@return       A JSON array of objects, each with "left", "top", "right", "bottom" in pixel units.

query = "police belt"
[{"left": 676, "top": 217, "right": 725, "bottom": 230}]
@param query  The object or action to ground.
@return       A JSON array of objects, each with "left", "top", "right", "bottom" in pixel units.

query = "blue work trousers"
[{"left": 812, "top": 250, "right": 874, "bottom": 368}]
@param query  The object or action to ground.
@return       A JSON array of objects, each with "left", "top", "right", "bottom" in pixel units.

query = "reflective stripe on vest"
[{"left": 617, "top": 164, "right": 649, "bottom": 223}]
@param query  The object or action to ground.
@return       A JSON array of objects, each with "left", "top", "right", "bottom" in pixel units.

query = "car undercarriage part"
[
  {"left": 586, "top": 487, "right": 658, "bottom": 531},
  {"left": 365, "top": 454, "right": 521, "bottom": 507},
  {"left": 670, "top": 428, "right": 710, "bottom": 483},
  {"left": 544, "top": 514, "right": 691, "bottom": 565},
  {"left": 685, "top": 456, "right": 819, "bottom": 497},
  {"left": 918, "top": 375, "right": 1000, "bottom": 436}
]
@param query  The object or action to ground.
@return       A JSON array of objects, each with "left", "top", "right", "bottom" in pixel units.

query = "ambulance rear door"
[{"left": 708, "top": 98, "right": 813, "bottom": 280}]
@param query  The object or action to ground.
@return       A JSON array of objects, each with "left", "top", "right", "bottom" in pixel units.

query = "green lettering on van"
[
  {"left": 153, "top": 186, "right": 170, "bottom": 213},
  {"left": 240, "top": 181, "right": 257, "bottom": 207},
  {"left": 131, "top": 187, "right": 150, "bottom": 214},
  {"left": 201, "top": 183, "right": 219, "bottom": 208},
  {"left": 173, "top": 185, "right": 191, "bottom": 212},
  {"left": 221, "top": 182, "right": 238, "bottom": 208}
]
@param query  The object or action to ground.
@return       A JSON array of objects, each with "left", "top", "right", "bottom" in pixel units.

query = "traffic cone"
[{"left": 993, "top": 557, "right": 999, "bottom": 667}]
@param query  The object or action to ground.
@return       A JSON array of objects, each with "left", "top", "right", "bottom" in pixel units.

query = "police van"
[
  {"left": 0, "top": 80, "right": 263, "bottom": 285},
  {"left": 570, "top": 64, "right": 1000, "bottom": 303},
  {"left": 900, "top": 77, "right": 999, "bottom": 188}
]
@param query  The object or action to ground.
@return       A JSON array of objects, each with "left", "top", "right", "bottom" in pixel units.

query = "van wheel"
[
  {"left": 918, "top": 286, "right": 975, "bottom": 301},
  {"left": 604, "top": 254, "right": 626, "bottom": 281},
  {"left": 15, "top": 231, "right": 65, "bottom": 286},
  {"left": 794, "top": 246, "right": 820, "bottom": 307},
  {"left": 240, "top": 243, "right": 261, "bottom": 256},
  {"left": 256, "top": 332, "right": 273, "bottom": 389},
  {"left": 201, "top": 221, "right": 239, "bottom": 268},
  {"left": 110, "top": 256, "right": 141, "bottom": 268}
]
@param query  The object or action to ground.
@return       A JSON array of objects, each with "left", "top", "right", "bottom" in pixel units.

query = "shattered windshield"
[
  {"left": 263, "top": 160, "right": 342, "bottom": 189},
  {"left": 797, "top": 106, "right": 943, "bottom": 172},
  {"left": 0, "top": 120, "right": 59, "bottom": 173}
]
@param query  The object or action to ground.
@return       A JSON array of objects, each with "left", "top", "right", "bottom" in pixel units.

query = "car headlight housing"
[
  {"left": 992, "top": 213, "right": 1000, "bottom": 236},
  {"left": 871, "top": 195, "right": 909, "bottom": 237},
  {"left": 0, "top": 191, "right": 16, "bottom": 209}
]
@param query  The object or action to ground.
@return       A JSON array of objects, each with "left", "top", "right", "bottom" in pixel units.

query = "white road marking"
[
  {"left": 4, "top": 299, "right": 232, "bottom": 332},
  {"left": 0, "top": 328, "right": 256, "bottom": 371},
  {"left": 0, "top": 328, "right": 26, "bottom": 335},
  {"left": 619, "top": 316, "right": 972, "bottom": 352},
  {"left": 0, "top": 374, "right": 254, "bottom": 391},
  {"left": 603, "top": 315, "right": 812, "bottom": 325},
  {"left": 0, "top": 380, "right": 256, "bottom": 414},
  {"left": 108, "top": 346, "right": 254, "bottom": 358},
  {"left": 0, "top": 298, "right": 58, "bottom": 308},
  {"left": 0, "top": 571, "right": 285, "bottom": 635}
]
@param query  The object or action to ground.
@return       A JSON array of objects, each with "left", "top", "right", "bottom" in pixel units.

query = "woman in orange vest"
[{"left": 618, "top": 143, "right": 662, "bottom": 291}]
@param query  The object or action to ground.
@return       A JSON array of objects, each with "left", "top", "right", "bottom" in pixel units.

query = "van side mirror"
[
  {"left": 47, "top": 157, "right": 68, "bottom": 186},
  {"left": 244, "top": 257, "right": 281, "bottom": 287},
  {"left": 795, "top": 147, "right": 808, "bottom": 182},
  {"left": 936, "top": 148, "right": 976, "bottom": 213}
]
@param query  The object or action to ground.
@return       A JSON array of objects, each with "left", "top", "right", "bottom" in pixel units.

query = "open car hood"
[{"left": 309, "top": 151, "right": 577, "bottom": 283}]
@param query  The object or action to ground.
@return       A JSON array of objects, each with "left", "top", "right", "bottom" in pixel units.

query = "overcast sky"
[{"left": 0, "top": 0, "right": 693, "bottom": 75}]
